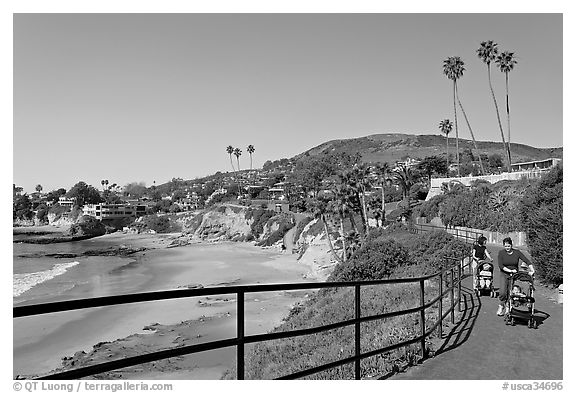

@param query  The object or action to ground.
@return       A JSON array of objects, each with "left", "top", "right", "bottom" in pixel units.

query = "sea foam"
[{"left": 13, "top": 261, "right": 80, "bottom": 297}]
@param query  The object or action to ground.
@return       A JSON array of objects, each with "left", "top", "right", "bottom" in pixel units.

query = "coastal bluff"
[{"left": 177, "top": 205, "right": 339, "bottom": 280}]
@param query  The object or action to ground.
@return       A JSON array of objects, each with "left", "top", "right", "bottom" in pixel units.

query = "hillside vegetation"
[
  {"left": 292, "top": 133, "right": 562, "bottom": 168},
  {"left": 224, "top": 225, "right": 469, "bottom": 379},
  {"left": 414, "top": 165, "right": 563, "bottom": 285}
]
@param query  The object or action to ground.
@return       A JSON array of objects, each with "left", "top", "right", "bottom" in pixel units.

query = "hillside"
[
  {"left": 294, "top": 133, "right": 562, "bottom": 165},
  {"left": 156, "top": 133, "right": 562, "bottom": 189}
]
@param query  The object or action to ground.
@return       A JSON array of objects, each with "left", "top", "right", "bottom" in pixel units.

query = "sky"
[{"left": 13, "top": 13, "right": 563, "bottom": 193}]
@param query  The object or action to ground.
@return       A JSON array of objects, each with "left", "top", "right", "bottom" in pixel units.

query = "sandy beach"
[{"left": 13, "top": 232, "right": 319, "bottom": 379}]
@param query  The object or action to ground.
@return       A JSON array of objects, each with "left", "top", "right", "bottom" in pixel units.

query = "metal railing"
[
  {"left": 410, "top": 222, "right": 483, "bottom": 246},
  {"left": 14, "top": 225, "right": 479, "bottom": 380}
]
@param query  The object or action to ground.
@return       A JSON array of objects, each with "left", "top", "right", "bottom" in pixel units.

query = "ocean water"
[{"left": 12, "top": 236, "right": 149, "bottom": 306}]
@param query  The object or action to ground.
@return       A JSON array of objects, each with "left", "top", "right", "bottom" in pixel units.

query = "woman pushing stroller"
[
  {"left": 496, "top": 237, "right": 535, "bottom": 316},
  {"left": 471, "top": 236, "right": 493, "bottom": 290}
]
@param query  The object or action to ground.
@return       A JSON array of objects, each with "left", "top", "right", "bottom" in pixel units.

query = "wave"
[{"left": 13, "top": 261, "right": 80, "bottom": 297}]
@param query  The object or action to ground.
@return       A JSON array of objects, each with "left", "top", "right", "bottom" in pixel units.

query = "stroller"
[
  {"left": 504, "top": 272, "right": 537, "bottom": 328},
  {"left": 474, "top": 261, "right": 497, "bottom": 297}
]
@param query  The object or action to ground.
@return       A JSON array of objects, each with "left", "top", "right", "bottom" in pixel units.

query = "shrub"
[
  {"left": 520, "top": 166, "right": 563, "bottom": 285},
  {"left": 137, "top": 215, "right": 180, "bottom": 233},
  {"left": 250, "top": 209, "right": 275, "bottom": 238},
  {"left": 258, "top": 220, "right": 295, "bottom": 246},
  {"left": 68, "top": 215, "right": 106, "bottom": 237},
  {"left": 293, "top": 216, "right": 314, "bottom": 242},
  {"left": 413, "top": 194, "right": 447, "bottom": 221},
  {"left": 330, "top": 238, "right": 410, "bottom": 281}
]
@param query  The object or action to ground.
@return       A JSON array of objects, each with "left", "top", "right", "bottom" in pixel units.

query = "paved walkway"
[{"left": 390, "top": 244, "right": 563, "bottom": 380}]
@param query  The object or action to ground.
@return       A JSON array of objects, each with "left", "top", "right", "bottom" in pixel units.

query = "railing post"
[
  {"left": 450, "top": 268, "right": 455, "bottom": 324},
  {"left": 355, "top": 284, "right": 361, "bottom": 380},
  {"left": 237, "top": 291, "right": 245, "bottom": 380},
  {"left": 437, "top": 273, "right": 443, "bottom": 339},
  {"left": 458, "top": 262, "right": 462, "bottom": 312},
  {"left": 419, "top": 279, "right": 426, "bottom": 359}
]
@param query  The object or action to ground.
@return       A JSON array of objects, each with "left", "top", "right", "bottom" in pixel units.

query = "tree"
[
  {"left": 46, "top": 188, "right": 67, "bottom": 203},
  {"left": 488, "top": 154, "right": 504, "bottom": 172},
  {"left": 66, "top": 181, "right": 103, "bottom": 207},
  {"left": 123, "top": 182, "right": 147, "bottom": 198},
  {"left": 35, "top": 184, "right": 43, "bottom": 193},
  {"left": 477, "top": 40, "right": 511, "bottom": 172},
  {"left": 443, "top": 56, "right": 463, "bottom": 177},
  {"left": 443, "top": 56, "right": 485, "bottom": 175},
  {"left": 373, "top": 162, "right": 392, "bottom": 225},
  {"left": 247, "top": 144, "right": 256, "bottom": 187},
  {"left": 438, "top": 119, "right": 453, "bottom": 170},
  {"left": 233, "top": 147, "right": 242, "bottom": 171},
  {"left": 454, "top": 81, "right": 486, "bottom": 175},
  {"left": 496, "top": 50, "right": 518, "bottom": 169},
  {"left": 226, "top": 146, "right": 235, "bottom": 172},
  {"left": 14, "top": 194, "right": 33, "bottom": 220},
  {"left": 307, "top": 196, "right": 342, "bottom": 263},
  {"left": 233, "top": 147, "right": 243, "bottom": 195},
  {"left": 393, "top": 164, "right": 418, "bottom": 199},
  {"left": 247, "top": 144, "right": 255, "bottom": 170},
  {"left": 328, "top": 184, "right": 353, "bottom": 262},
  {"left": 13, "top": 184, "right": 23, "bottom": 198},
  {"left": 417, "top": 156, "right": 448, "bottom": 185}
]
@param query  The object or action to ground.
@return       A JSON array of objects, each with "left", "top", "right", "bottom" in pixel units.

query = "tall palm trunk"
[
  {"left": 487, "top": 65, "right": 511, "bottom": 172},
  {"left": 322, "top": 215, "right": 341, "bottom": 263},
  {"left": 452, "top": 81, "right": 460, "bottom": 177},
  {"left": 229, "top": 154, "right": 235, "bottom": 172},
  {"left": 380, "top": 182, "right": 386, "bottom": 226},
  {"left": 505, "top": 72, "right": 512, "bottom": 169},
  {"left": 236, "top": 157, "right": 242, "bottom": 196},
  {"left": 340, "top": 216, "right": 346, "bottom": 263},
  {"left": 455, "top": 84, "right": 486, "bottom": 175},
  {"left": 445, "top": 135, "right": 449, "bottom": 170},
  {"left": 360, "top": 186, "right": 369, "bottom": 235},
  {"left": 348, "top": 211, "right": 358, "bottom": 233}
]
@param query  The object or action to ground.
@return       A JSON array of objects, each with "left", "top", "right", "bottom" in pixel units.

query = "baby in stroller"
[
  {"left": 505, "top": 273, "right": 536, "bottom": 328},
  {"left": 475, "top": 261, "right": 497, "bottom": 297},
  {"left": 472, "top": 236, "right": 494, "bottom": 296}
]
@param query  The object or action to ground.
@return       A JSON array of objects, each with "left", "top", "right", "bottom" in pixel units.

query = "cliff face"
[
  {"left": 186, "top": 206, "right": 252, "bottom": 241},
  {"left": 175, "top": 205, "right": 340, "bottom": 280}
]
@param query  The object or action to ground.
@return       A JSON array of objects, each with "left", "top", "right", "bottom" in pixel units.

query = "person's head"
[
  {"left": 478, "top": 236, "right": 487, "bottom": 246},
  {"left": 483, "top": 264, "right": 491, "bottom": 271},
  {"left": 503, "top": 237, "right": 513, "bottom": 252},
  {"left": 512, "top": 285, "right": 522, "bottom": 294}
]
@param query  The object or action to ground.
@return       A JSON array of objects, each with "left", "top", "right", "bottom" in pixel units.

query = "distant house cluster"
[{"left": 82, "top": 203, "right": 147, "bottom": 221}]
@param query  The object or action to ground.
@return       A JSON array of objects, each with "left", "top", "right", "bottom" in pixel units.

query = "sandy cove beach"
[{"left": 14, "top": 231, "right": 322, "bottom": 379}]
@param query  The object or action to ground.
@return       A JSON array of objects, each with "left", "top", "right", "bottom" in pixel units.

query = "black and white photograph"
[{"left": 9, "top": 5, "right": 568, "bottom": 388}]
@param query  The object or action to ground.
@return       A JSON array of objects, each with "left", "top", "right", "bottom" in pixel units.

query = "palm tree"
[
  {"left": 247, "top": 144, "right": 256, "bottom": 187},
  {"left": 233, "top": 147, "right": 243, "bottom": 196},
  {"left": 374, "top": 162, "right": 391, "bottom": 226},
  {"left": 226, "top": 145, "right": 235, "bottom": 172},
  {"left": 349, "top": 164, "right": 372, "bottom": 235},
  {"left": 329, "top": 184, "right": 352, "bottom": 262},
  {"left": 443, "top": 56, "right": 464, "bottom": 177},
  {"left": 454, "top": 82, "right": 486, "bottom": 175},
  {"left": 35, "top": 184, "right": 43, "bottom": 193},
  {"left": 308, "top": 196, "right": 342, "bottom": 263},
  {"left": 496, "top": 50, "right": 518, "bottom": 169},
  {"left": 101, "top": 180, "right": 106, "bottom": 192},
  {"left": 247, "top": 145, "right": 255, "bottom": 170},
  {"left": 393, "top": 164, "right": 416, "bottom": 200},
  {"left": 477, "top": 41, "right": 511, "bottom": 172},
  {"left": 439, "top": 119, "right": 453, "bottom": 170}
]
